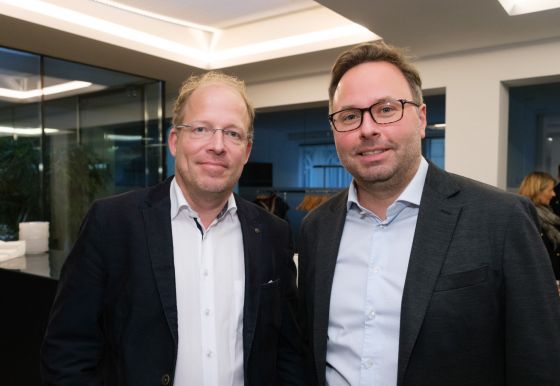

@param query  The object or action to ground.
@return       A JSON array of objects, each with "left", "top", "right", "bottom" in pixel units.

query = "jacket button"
[{"left": 161, "top": 374, "right": 171, "bottom": 385}]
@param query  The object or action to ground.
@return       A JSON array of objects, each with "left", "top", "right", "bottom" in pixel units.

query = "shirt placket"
[
  {"left": 200, "top": 226, "right": 218, "bottom": 386},
  {"left": 358, "top": 213, "right": 378, "bottom": 385}
]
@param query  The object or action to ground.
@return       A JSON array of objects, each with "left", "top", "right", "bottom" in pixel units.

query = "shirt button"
[
  {"left": 203, "top": 269, "right": 209, "bottom": 277},
  {"left": 367, "top": 310, "right": 376, "bottom": 320},
  {"left": 372, "top": 266, "right": 380, "bottom": 273},
  {"left": 204, "top": 308, "right": 210, "bottom": 316},
  {"left": 363, "top": 359, "right": 373, "bottom": 369},
  {"left": 161, "top": 373, "right": 171, "bottom": 385},
  {"left": 206, "top": 350, "right": 213, "bottom": 358}
]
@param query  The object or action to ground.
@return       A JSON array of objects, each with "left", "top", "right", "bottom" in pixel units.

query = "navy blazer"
[
  {"left": 41, "top": 177, "right": 304, "bottom": 385},
  {"left": 298, "top": 164, "right": 560, "bottom": 386}
]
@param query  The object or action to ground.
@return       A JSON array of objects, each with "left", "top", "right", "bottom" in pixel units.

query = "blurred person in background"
[
  {"left": 519, "top": 171, "right": 560, "bottom": 290},
  {"left": 550, "top": 164, "right": 560, "bottom": 216}
]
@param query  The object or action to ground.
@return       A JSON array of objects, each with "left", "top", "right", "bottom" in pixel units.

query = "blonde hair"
[
  {"left": 518, "top": 171, "right": 556, "bottom": 204},
  {"left": 172, "top": 71, "right": 255, "bottom": 140}
]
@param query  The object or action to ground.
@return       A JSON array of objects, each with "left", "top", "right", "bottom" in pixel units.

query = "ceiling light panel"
[
  {"left": 0, "top": 0, "right": 377, "bottom": 69},
  {"left": 497, "top": 0, "right": 560, "bottom": 15}
]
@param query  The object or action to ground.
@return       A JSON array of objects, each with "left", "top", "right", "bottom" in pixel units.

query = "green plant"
[
  {"left": 0, "top": 137, "right": 41, "bottom": 241},
  {"left": 50, "top": 144, "right": 111, "bottom": 249}
]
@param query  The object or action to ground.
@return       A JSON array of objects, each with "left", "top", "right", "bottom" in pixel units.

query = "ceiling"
[{"left": 1, "top": 0, "right": 560, "bottom": 105}]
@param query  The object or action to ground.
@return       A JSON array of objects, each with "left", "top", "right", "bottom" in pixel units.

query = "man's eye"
[
  {"left": 193, "top": 126, "right": 208, "bottom": 133},
  {"left": 225, "top": 130, "right": 242, "bottom": 139},
  {"left": 375, "top": 103, "right": 398, "bottom": 115},
  {"left": 340, "top": 111, "right": 360, "bottom": 122}
]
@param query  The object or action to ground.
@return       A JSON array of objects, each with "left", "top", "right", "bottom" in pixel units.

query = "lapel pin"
[{"left": 254, "top": 227, "right": 261, "bottom": 234}]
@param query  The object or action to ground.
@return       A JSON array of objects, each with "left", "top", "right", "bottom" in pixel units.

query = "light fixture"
[
  {"left": 210, "top": 25, "right": 375, "bottom": 65},
  {"left": 0, "top": 81, "right": 92, "bottom": 100},
  {"left": 104, "top": 134, "right": 143, "bottom": 141},
  {"left": 497, "top": 0, "right": 560, "bottom": 15},
  {"left": 0, "top": 126, "right": 61, "bottom": 135},
  {"left": 91, "top": 0, "right": 218, "bottom": 33},
  {"left": 0, "top": 0, "right": 377, "bottom": 69},
  {"left": 427, "top": 123, "right": 446, "bottom": 130}
]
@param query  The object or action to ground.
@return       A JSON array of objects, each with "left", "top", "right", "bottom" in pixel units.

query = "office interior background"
[
  {"left": 1, "top": 1, "right": 560, "bottom": 383},
  {"left": 2, "top": 0, "right": 560, "bottom": 251}
]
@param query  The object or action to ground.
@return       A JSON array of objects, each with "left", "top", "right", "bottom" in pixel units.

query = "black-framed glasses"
[
  {"left": 328, "top": 98, "right": 420, "bottom": 132},
  {"left": 174, "top": 123, "right": 249, "bottom": 145}
]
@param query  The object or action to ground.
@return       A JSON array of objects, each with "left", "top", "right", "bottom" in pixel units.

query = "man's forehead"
[{"left": 333, "top": 63, "right": 412, "bottom": 105}]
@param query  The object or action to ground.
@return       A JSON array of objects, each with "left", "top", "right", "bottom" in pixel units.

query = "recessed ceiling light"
[
  {"left": 90, "top": 0, "right": 219, "bottom": 33},
  {"left": 0, "top": 126, "right": 61, "bottom": 135},
  {"left": 0, "top": 0, "right": 377, "bottom": 68},
  {"left": 497, "top": 0, "right": 560, "bottom": 15},
  {"left": 0, "top": 81, "right": 92, "bottom": 100}
]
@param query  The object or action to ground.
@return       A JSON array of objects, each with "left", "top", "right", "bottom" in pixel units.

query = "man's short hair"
[
  {"left": 172, "top": 71, "right": 255, "bottom": 140},
  {"left": 329, "top": 41, "right": 423, "bottom": 111}
]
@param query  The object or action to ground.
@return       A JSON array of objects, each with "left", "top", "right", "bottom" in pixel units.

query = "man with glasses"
[
  {"left": 297, "top": 42, "right": 560, "bottom": 386},
  {"left": 41, "top": 71, "right": 304, "bottom": 386}
]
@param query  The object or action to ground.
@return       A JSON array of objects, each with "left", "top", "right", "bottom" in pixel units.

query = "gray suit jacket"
[{"left": 298, "top": 164, "right": 560, "bottom": 386}]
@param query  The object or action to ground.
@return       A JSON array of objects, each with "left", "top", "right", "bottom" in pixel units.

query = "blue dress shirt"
[{"left": 326, "top": 158, "right": 428, "bottom": 386}]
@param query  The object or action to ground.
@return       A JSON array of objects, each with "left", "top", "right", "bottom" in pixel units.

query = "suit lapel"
[
  {"left": 141, "top": 178, "right": 178, "bottom": 345},
  {"left": 312, "top": 191, "right": 348, "bottom": 383},
  {"left": 397, "top": 166, "right": 462, "bottom": 385},
  {"left": 235, "top": 196, "right": 264, "bottom": 369}
]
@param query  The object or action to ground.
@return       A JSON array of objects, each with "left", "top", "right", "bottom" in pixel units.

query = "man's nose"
[
  {"left": 359, "top": 110, "right": 381, "bottom": 137},
  {"left": 208, "top": 129, "right": 226, "bottom": 151}
]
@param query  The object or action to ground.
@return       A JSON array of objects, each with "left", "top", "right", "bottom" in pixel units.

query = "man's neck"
[
  {"left": 355, "top": 159, "right": 421, "bottom": 220},
  {"left": 189, "top": 196, "right": 229, "bottom": 229},
  {"left": 356, "top": 186, "right": 401, "bottom": 220},
  {"left": 177, "top": 183, "right": 231, "bottom": 229}
]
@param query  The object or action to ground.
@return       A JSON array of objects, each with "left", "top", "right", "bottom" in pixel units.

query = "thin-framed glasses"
[
  {"left": 328, "top": 98, "right": 420, "bottom": 132},
  {"left": 174, "top": 124, "right": 249, "bottom": 145}
]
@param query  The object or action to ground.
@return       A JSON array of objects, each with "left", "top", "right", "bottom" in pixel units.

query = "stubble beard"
[
  {"left": 344, "top": 141, "right": 422, "bottom": 194},
  {"left": 177, "top": 166, "right": 235, "bottom": 199}
]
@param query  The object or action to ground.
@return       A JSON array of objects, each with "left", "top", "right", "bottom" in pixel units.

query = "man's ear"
[
  {"left": 243, "top": 140, "right": 252, "bottom": 165},
  {"left": 168, "top": 128, "right": 178, "bottom": 157},
  {"left": 418, "top": 104, "right": 427, "bottom": 139}
]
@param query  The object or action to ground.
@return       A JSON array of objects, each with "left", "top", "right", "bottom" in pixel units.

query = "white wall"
[{"left": 245, "top": 38, "right": 560, "bottom": 188}]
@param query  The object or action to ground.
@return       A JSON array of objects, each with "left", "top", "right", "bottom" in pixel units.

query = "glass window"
[
  {"left": 423, "top": 94, "right": 446, "bottom": 169},
  {"left": 0, "top": 48, "right": 42, "bottom": 241},
  {"left": 0, "top": 47, "right": 164, "bottom": 252},
  {"left": 507, "top": 82, "right": 560, "bottom": 190}
]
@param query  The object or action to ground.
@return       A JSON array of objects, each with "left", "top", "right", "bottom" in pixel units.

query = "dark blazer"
[
  {"left": 298, "top": 164, "right": 560, "bottom": 386},
  {"left": 41, "top": 177, "right": 304, "bottom": 386}
]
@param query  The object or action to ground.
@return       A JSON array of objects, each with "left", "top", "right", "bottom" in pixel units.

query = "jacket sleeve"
[
  {"left": 40, "top": 203, "right": 107, "bottom": 385},
  {"left": 504, "top": 198, "right": 560, "bottom": 384}
]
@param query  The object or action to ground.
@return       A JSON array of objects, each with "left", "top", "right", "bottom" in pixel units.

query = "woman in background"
[{"left": 519, "top": 171, "right": 560, "bottom": 292}]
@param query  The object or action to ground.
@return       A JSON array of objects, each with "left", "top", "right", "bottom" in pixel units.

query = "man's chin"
[
  {"left": 197, "top": 180, "right": 234, "bottom": 195},
  {"left": 353, "top": 165, "right": 395, "bottom": 184}
]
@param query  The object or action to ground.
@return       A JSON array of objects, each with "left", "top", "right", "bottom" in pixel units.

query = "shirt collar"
[
  {"left": 170, "top": 177, "right": 237, "bottom": 221},
  {"left": 347, "top": 157, "right": 429, "bottom": 212}
]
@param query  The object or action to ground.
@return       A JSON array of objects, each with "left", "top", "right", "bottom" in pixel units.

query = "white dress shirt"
[
  {"left": 170, "top": 178, "right": 245, "bottom": 386},
  {"left": 326, "top": 158, "right": 428, "bottom": 386}
]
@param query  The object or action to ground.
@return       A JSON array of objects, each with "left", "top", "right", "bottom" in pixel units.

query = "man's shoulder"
[
  {"left": 302, "top": 189, "right": 348, "bottom": 224},
  {"left": 91, "top": 178, "right": 171, "bottom": 212},
  {"left": 431, "top": 166, "right": 519, "bottom": 199},
  {"left": 430, "top": 167, "right": 531, "bottom": 213},
  {"left": 235, "top": 194, "right": 290, "bottom": 228}
]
